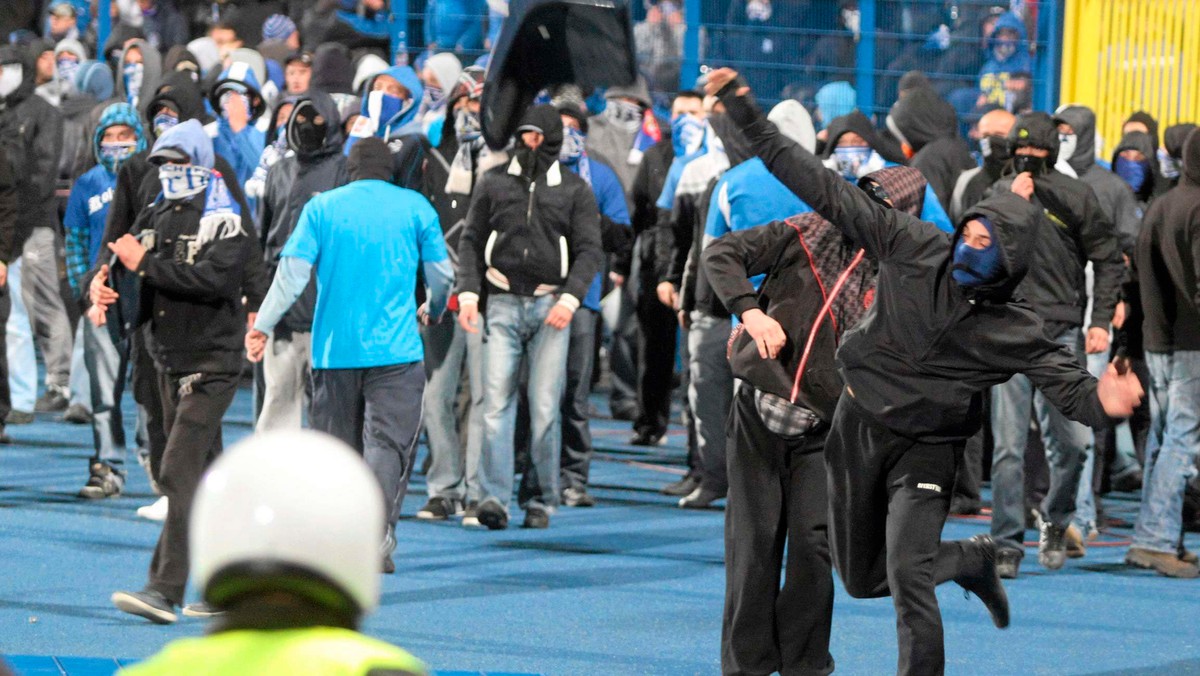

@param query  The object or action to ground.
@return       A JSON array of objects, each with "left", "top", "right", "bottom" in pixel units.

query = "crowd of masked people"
[{"left": 0, "top": 0, "right": 1198, "bottom": 628}]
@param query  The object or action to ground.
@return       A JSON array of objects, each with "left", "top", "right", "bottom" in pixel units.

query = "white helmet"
[{"left": 190, "top": 430, "right": 385, "bottom": 617}]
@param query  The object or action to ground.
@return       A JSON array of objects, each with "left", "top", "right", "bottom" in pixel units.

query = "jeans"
[
  {"left": 421, "top": 317, "right": 485, "bottom": 503},
  {"left": 557, "top": 308, "right": 598, "bottom": 490},
  {"left": 68, "top": 322, "right": 90, "bottom": 411},
  {"left": 256, "top": 331, "right": 311, "bottom": 432},
  {"left": 5, "top": 258, "right": 36, "bottom": 411},
  {"left": 1133, "top": 351, "right": 1200, "bottom": 553},
  {"left": 608, "top": 279, "right": 639, "bottom": 417},
  {"left": 688, "top": 311, "right": 733, "bottom": 494},
  {"left": 1073, "top": 350, "right": 1109, "bottom": 533},
  {"left": 478, "top": 294, "right": 570, "bottom": 512},
  {"left": 20, "top": 227, "right": 72, "bottom": 388},
  {"left": 83, "top": 318, "right": 128, "bottom": 471},
  {"left": 990, "top": 327, "right": 1092, "bottom": 553}
]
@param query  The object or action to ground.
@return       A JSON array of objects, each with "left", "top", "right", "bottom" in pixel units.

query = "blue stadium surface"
[{"left": 1, "top": 386, "right": 1198, "bottom": 675}]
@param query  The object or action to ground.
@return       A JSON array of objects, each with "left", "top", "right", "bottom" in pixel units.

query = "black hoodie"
[
  {"left": 716, "top": 81, "right": 1110, "bottom": 442},
  {"left": 261, "top": 89, "right": 349, "bottom": 334},
  {"left": 820, "top": 111, "right": 907, "bottom": 165},
  {"left": 1138, "top": 128, "right": 1200, "bottom": 352},
  {"left": 457, "top": 104, "right": 603, "bottom": 304},
  {"left": 887, "top": 87, "right": 976, "bottom": 212},
  {"left": 0, "top": 44, "right": 63, "bottom": 256},
  {"left": 1112, "top": 130, "right": 1160, "bottom": 206}
]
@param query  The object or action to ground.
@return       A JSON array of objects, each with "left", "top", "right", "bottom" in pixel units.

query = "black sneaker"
[
  {"left": 476, "top": 500, "right": 509, "bottom": 531},
  {"left": 34, "top": 389, "right": 69, "bottom": 413},
  {"left": 995, "top": 548, "right": 1022, "bottom": 580},
  {"left": 523, "top": 506, "right": 550, "bottom": 529},
  {"left": 5, "top": 410, "right": 34, "bottom": 425},
  {"left": 181, "top": 601, "right": 223, "bottom": 618},
  {"left": 416, "top": 496, "right": 459, "bottom": 520},
  {"left": 462, "top": 501, "right": 481, "bottom": 528},
  {"left": 112, "top": 589, "right": 177, "bottom": 624},
  {"left": 80, "top": 463, "right": 124, "bottom": 499},
  {"left": 953, "top": 535, "right": 1010, "bottom": 629},
  {"left": 562, "top": 486, "right": 596, "bottom": 507},
  {"left": 1038, "top": 518, "right": 1068, "bottom": 570},
  {"left": 62, "top": 403, "right": 92, "bottom": 424},
  {"left": 661, "top": 473, "right": 700, "bottom": 497}
]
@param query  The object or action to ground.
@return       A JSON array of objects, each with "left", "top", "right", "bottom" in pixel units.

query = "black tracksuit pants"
[
  {"left": 723, "top": 385, "right": 834, "bottom": 676},
  {"left": 146, "top": 370, "right": 240, "bottom": 605},
  {"left": 634, "top": 283, "right": 676, "bottom": 438},
  {"left": 132, "top": 326, "right": 168, "bottom": 480},
  {"left": 825, "top": 392, "right": 975, "bottom": 676}
]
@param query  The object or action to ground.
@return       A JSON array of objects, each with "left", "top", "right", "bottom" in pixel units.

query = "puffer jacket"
[{"left": 261, "top": 90, "right": 349, "bottom": 334}]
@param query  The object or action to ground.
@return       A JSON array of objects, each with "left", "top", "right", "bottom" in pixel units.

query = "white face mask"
[
  {"left": 1058, "top": 133, "right": 1078, "bottom": 163},
  {"left": 0, "top": 64, "right": 23, "bottom": 98}
]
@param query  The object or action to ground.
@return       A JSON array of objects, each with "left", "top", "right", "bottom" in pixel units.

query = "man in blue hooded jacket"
[
  {"left": 209, "top": 60, "right": 267, "bottom": 192},
  {"left": 978, "top": 12, "right": 1032, "bottom": 110},
  {"left": 345, "top": 64, "right": 428, "bottom": 190},
  {"left": 65, "top": 102, "right": 145, "bottom": 499}
]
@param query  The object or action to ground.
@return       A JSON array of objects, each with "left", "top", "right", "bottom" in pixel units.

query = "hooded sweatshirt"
[
  {"left": 715, "top": 80, "right": 1111, "bottom": 442},
  {"left": 979, "top": 12, "right": 1032, "bottom": 108},
  {"left": 210, "top": 60, "right": 268, "bottom": 189},
  {"left": 114, "top": 38, "right": 162, "bottom": 111},
  {"left": 261, "top": 90, "right": 349, "bottom": 335},
  {"left": 1164, "top": 123, "right": 1198, "bottom": 188},
  {"left": 1054, "top": 105, "right": 1144, "bottom": 254},
  {"left": 887, "top": 86, "right": 976, "bottom": 212},
  {"left": 0, "top": 44, "right": 63, "bottom": 258},
  {"left": 457, "top": 104, "right": 603, "bottom": 307},
  {"left": 1111, "top": 130, "right": 1160, "bottom": 208},
  {"left": 586, "top": 78, "right": 654, "bottom": 196},
  {"left": 346, "top": 64, "right": 425, "bottom": 146},
  {"left": 1138, "top": 129, "right": 1200, "bottom": 352}
]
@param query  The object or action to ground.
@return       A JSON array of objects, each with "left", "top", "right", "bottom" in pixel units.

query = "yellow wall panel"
[{"left": 1062, "top": 0, "right": 1199, "bottom": 155}]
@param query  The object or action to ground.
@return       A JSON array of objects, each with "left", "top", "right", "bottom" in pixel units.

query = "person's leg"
[
  {"left": 1035, "top": 330, "right": 1091, "bottom": 535},
  {"left": 779, "top": 437, "right": 835, "bottom": 676},
  {"left": 1133, "top": 351, "right": 1200, "bottom": 554},
  {"left": 257, "top": 331, "right": 311, "bottom": 432},
  {"left": 464, "top": 326, "right": 486, "bottom": 505},
  {"left": 522, "top": 295, "right": 571, "bottom": 513},
  {"left": 560, "top": 308, "right": 597, "bottom": 492},
  {"left": 68, "top": 321, "right": 90, "bottom": 412},
  {"left": 608, "top": 281, "right": 639, "bottom": 420},
  {"left": 5, "top": 258, "right": 37, "bottom": 414},
  {"left": 0, "top": 286, "right": 11, "bottom": 427},
  {"left": 83, "top": 319, "right": 126, "bottom": 471},
  {"left": 132, "top": 327, "right": 167, "bottom": 481},
  {"left": 883, "top": 439, "right": 960, "bottom": 676},
  {"left": 20, "top": 227, "right": 73, "bottom": 393},
  {"left": 363, "top": 362, "right": 426, "bottom": 524},
  {"left": 309, "top": 368, "right": 364, "bottom": 452},
  {"left": 988, "top": 376, "right": 1034, "bottom": 554},
  {"left": 722, "top": 385, "right": 787, "bottom": 675},
  {"left": 421, "top": 318, "right": 469, "bottom": 502},
  {"left": 146, "top": 371, "right": 240, "bottom": 604},
  {"left": 687, "top": 311, "right": 733, "bottom": 498},
  {"left": 633, "top": 281, "right": 676, "bottom": 440},
  {"left": 477, "top": 294, "right": 526, "bottom": 511},
  {"left": 951, "top": 426, "right": 983, "bottom": 514}
]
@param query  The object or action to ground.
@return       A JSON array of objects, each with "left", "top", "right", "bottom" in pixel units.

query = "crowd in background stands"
[{"left": 0, "top": 0, "right": 1197, "bottom": 583}]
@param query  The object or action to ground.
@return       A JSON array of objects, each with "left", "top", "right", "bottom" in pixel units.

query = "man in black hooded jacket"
[
  {"left": 987, "top": 111, "right": 1125, "bottom": 578},
  {"left": 886, "top": 86, "right": 976, "bottom": 213},
  {"left": 705, "top": 68, "right": 1143, "bottom": 676},
  {"left": 256, "top": 90, "right": 348, "bottom": 432},
  {"left": 456, "top": 104, "right": 603, "bottom": 531}
]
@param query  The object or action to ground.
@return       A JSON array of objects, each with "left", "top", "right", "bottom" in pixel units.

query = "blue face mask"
[
  {"left": 951, "top": 219, "right": 1004, "bottom": 287},
  {"left": 153, "top": 112, "right": 179, "bottom": 138},
  {"left": 559, "top": 126, "right": 586, "bottom": 165},
  {"left": 833, "top": 146, "right": 872, "bottom": 180},
  {"left": 99, "top": 141, "right": 137, "bottom": 172},
  {"left": 367, "top": 90, "right": 407, "bottom": 128},
  {"left": 123, "top": 62, "right": 143, "bottom": 105},
  {"left": 671, "top": 113, "right": 705, "bottom": 157},
  {"left": 1114, "top": 156, "right": 1150, "bottom": 193}
]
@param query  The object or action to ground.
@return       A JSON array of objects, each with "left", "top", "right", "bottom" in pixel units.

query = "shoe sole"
[
  {"left": 181, "top": 607, "right": 223, "bottom": 618},
  {"left": 1126, "top": 551, "right": 1200, "bottom": 578},
  {"left": 477, "top": 509, "right": 508, "bottom": 531},
  {"left": 415, "top": 512, "right": 448, "bottom": 520},
  {"left": 462, "top": 517, "right": 481, "bottom": 527},
  {"left": 112, "top": 593, "right": 177, "bottom": 624}
]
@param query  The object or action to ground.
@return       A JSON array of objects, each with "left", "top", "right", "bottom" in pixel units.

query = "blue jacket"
[
  {"left": 979, "top": 13, "right": 1032, "bottom": 107},
  {"left": 211, "top": 64, "right": 267, "bottom": 189},
  {"left": 568, "top": 157, "right": 630, "bottom": 311},
  {"left": 63, "top": 165, "right": 116, "bottom": 293}
]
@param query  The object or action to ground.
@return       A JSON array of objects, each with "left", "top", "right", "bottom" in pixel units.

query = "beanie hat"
[{"left": 262, "top": 15, "right": 297, "bottom": 42}]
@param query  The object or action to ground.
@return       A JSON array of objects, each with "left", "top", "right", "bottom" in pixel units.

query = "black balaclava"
[
  {"left": 347, "top": 136, "right": 393, "bottom": 182},
  {"left": 1008, "top": 111, "right": 1059, "bottom": 176},
  {"left": 287, "top": 99, "right": 329, "bottom": 157},
  {"left": 514, "top": 104, "right": 564, "bottom": 179}
]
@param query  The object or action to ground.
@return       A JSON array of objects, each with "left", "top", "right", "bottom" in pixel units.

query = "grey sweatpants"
[{"left": 21, "top": 226, "right": 72, "bottom": 388}]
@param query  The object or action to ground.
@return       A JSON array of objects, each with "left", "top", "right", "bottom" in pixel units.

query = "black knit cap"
[{"left": 347, "top": 137, "right": 393, "bottom": 183}]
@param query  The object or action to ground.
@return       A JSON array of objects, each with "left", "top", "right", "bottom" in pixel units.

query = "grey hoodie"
[
  {"left": 1054, "top": 105, "right": 1143, "bottom": 254},
  {"left": 114, "top": 39, "right": 163, "bottom": 112}
]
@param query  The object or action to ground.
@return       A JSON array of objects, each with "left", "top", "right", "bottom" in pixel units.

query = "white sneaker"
[{"left": 137, "top": 496, "right": 169, "bottom": 521}]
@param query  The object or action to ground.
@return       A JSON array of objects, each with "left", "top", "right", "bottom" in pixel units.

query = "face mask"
[
  {"left": 153, "top": 113, "right": 179, "bottom": 138},
  {"left": 952, "top": 223, "right": 1004, "bottom": 287},
  {"left": 454, "top": 107, "right": 482, "bottom": 142},
  {"left": 1012, "top": 153, "right": 1047, "bottom": 175},
  {"left": 158, "top": 163, "right": 212, "bottom": 200},
  {"left": 604, "top": 99, "right": 643, "bottom": 131},
  {"left": 367, "top": 89, "right": 407, "bottom": 127},
  {"left": 0, "top": 64, "right": 23, "bottom": 98},
  {"left": 99, "top": 140, "right": 137, "bottom": 171},
  {"left": 123, "top": 62, "right": 144, "bottom": 106},
  {"left": 1158, "top": 147, "right": 1180, "bottom": 180},
  {"left": 746, "top": 0, "right": 772, "bottom": 22},
  {"left": 288, "top": 105, "right": 329, "bottom": 155},
  {"left": 1114, "top": 156, "right": 1150, "bottom": 193},
  {"left": 993, "top": 40, "right": 1016, "bottom": 62},
  {"left": 979, "top": 135, "right": 1011, "bottom": 164},
  {"left": 671, "top": 113, "right": 705, "bottom": 157},
  {"left": 833, "top": 146, "right": 873, "bottom": 180},
  {"left": 272, "top": 125, "right": 288, "bottom": 151},
  {"left": 220, "top": 91, "right": 250, "bottom": 118},
  {"left": 421, "top": 84, "right": 444, "bottom": 109},
  {"left": 56, "top": 57, "right": 80, "bottom": 86},
  {"left": 1057, "top": 133, "right": 1078, "bottom": 163},
  {"left": 559, "top": 126, "right": 586, "bottom": 165}
]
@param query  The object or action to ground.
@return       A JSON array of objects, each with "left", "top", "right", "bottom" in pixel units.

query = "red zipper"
[{"left": 789, "top": 238, "right": 866, "bottom": 404}]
